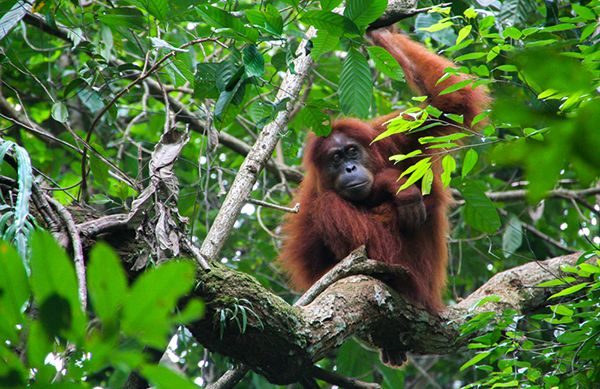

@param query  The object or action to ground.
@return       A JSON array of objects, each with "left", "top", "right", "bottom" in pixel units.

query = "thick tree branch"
[
  {"left": 198, "top": 28, "right": 317, "bottom": 261},
  {"left": 186, "top": 249, "right": 593, "bottom": 385},
  {"left": 368, "top": 1, "right": 447, "bottom": 30}
]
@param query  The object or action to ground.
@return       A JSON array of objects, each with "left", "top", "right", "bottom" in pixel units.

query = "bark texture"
[{"left": 185, "top": 250, "right": 591, "bottom": 385}]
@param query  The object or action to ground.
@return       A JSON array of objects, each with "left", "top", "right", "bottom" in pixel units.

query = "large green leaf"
[
  {"left": 141, "top": 365, "right": 199, "bottom": 389},
  {"left": 243, "top": 45, "right": 265, "bottom": 78},
  {"left": 128, "top": 0, "right": 168, "bottom": 21},
  {"left": 89, "top": 143, "right": 110, "bottom": 190},
  {"left": 29, "top": 230, "right": 86, "bottom": 342},
  {"left": 194, "top": 63, "right": 220, "bottom": 99},
  {"left": 344, "top": 0, "right": 387, "bottom": 27},
  {"left": 99, "top": 8, "right": 147, "bottom": 31},
  {"left": 339, "top": 48, "right": 372, "bottom": 118},
  {"left": 0, "top": 241, "right": 29, "bottom": 344},
  {"left": 502, "top": 214, "right": 523, "bottom": 257},
  {"left": 0, "top": 0, "right": 30, "bottom": 41},
  {"left": 298, "top": 101, "right": 332, "bottom": 136},
  {"left": 320, "top": 0, "right": 343, "bottom": 12},
  {"left": 455, "top": 178, "right": 501, "bottom": 233},
  {"left": 300, "top": 11, "right": 360, "bottom": 37},
  {"left": 198, "top": 6, "right": 257, "bottom": 43},
  {"left": 245, "top": 5, "right": 283, "bottom": 35},
  {"left": 87, "top": 243, "right": 127, "bottom": 327},
  {"left": 367, "top": 46, "right": 404, "bottom": 81},
  {"left": 121, "top": 261, "right": 198, "bottom": 348}
]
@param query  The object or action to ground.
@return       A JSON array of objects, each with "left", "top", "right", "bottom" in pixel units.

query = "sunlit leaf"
[
  {"left": 461, "top": 149, "right": 478, "bottom": 178},
  {"left": 441, "top": 155, "right": 455, "bottom": 188}
]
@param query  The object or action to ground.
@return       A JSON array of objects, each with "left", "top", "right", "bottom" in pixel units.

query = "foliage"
[
  {"left": 0, "top": 0, "right": 600, "bottom": 387},
  {"left": 0, "top": 140, "right": 34, "bottom": 259},
  {"left": 0, "top": 231, "right": 203, "bottom": 388},
  {"left": 459, "top": 250, "right": 600, "bottom": 388}
]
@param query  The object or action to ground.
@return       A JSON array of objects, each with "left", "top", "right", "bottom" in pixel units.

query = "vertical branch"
[{"left": 199, "top": 27, "right": 317, "bottom": 261}]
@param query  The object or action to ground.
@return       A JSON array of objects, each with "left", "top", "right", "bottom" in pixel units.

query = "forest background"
[{"left": 1, "top": 0, "right": 600, "bottom": 388}]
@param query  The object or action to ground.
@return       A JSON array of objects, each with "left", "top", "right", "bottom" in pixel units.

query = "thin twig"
[
  {"left": 247, "top": 198, "right": 299, "bottom": 214},
  {"left": 181, "top": 236, "right": 211, "bottom": 271}
]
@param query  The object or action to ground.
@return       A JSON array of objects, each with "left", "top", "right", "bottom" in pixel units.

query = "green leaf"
[
  {"left": 128, "top": 0, "right": 167, "bottom": 21},
  {"left": 461, "top": 149, "right": 478, "bottom": 178},
  {"left": 339, "top": 48, "right": 372, "bottom": 118},
  {"left": 374, "top": 108, "right": 428, "bottom": 142},
  {"left": 456, "top": 178, "right": 501, "bottom": 233},
  {"left": 300, "top": 103, "right": 332, "bottom": 137},
  {"left": 13, "top": 145, "right": 33, "bottom": 233},
  {"left": 419, "top": 133, "right": 469, "bottom": 144},
  {"left": 344, "top": 0, "right": 387, "bottom": 27},
  {"left": 245, "top": 5, "right": 283, "bottom": 35},
  {"left": 141, "top": 365, "right": 199, "bottom": 389},
  {"left": 399, "top": 158, "right": 432, "bottom": 191},
  {"left": 0, "top": 241, "right": 29, "bottom": 344},
  {"left": 214, "top": 81, "right": 246, "bottom": 122},
  {"left": 572, "top": 4, "right": 596, "bottom": 21},
  {"left": 422, "top": 168, "right": 433, "bottom": 195},
  {"left": 550, "top": 304, "right": 573, "bottom": 317},
  {"left": 243, "top": 45, "right": 265, "bottom": 78},
  {"left": 122, "top": 261, "right": 197, "bottom": 348},
  {"left": 441, "top": 155, "right": 455, "bottom": 189},
  {"left": 300, "top": 11, "right": 360, "bottom": 37},
  {"left": 89, "top": 143, "right": 110, "bottom": 189},
  {"left": 439, "top": 79, "right": 473, "bottom": 96},
  {"left": 63, "top": 78, "right": 87, "bottom": 99},
  {"left": 460, "top": 351, "right": 491, "bottom": 371},
  {"left": 367, "top": 46, "right": 404, "bottom": 81},
  {"left": 456, "top": 25, "right": 472, "bottom": 44},
  {"left": 311, "top": 30, "right": 339, "bottom": 59},
  {"left": 194, "top": 63, "right": 220, "bottom": 99},
  {"left": 578, "top": 263, "right": 600, "bottom": 274},
  {"left": 503, "top": 26, "right": 522, "bottom": 40},
  {"left": 418, "top": 21, "right": 454, "bottom": 32},
  {"left": 389, "top": 149, "right": 423, "bottom": 163},
  {"left": 502, "top": 214, "right": 523, "bottom": 257},
  {"left": 320, "top": 0, "right": 343, "bottom": 12},
  {"left": 549, "top": 282, "right": 589, "bottom": 299},
  {"left": 198, "top": 6, "right": 256, "bottom": 42},
  {"left": 454, "top": 52, "right": 486, "bottom": 62},
  {"left": 51, "top": 102, "right": 69, "bottom": 123},
  {"left": 165, "top": 58, "right": 194, "bottom": 88},
  {"left": 537, "top": 277, "right": 576, "bottom": 287},
  {"left": 29, "top": 230, "right": 85, "bottom": 341},
  {"left": 87, "top": 243, "right": 127, "bottom": 327},
  {"left": 99, "top": 7, "right": 147, "bottom": 31},
  {"left": 27, "top": 320, "right": 54, "bottom": 367}
]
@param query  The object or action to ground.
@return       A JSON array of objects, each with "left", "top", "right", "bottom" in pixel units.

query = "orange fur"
[{"left": 278, "top": 29, "right": 490, "bottom": 312}]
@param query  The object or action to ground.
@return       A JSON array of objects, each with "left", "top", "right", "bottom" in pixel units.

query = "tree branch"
[
  {"left": 198, "top": 27, "right": 317, "bottom": 261},
  {"left": 186, "top": 249, "right": 592, "bottom": 385},
  {"left": 368, "top": 1, "right": 448, "bottom": 30}
]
